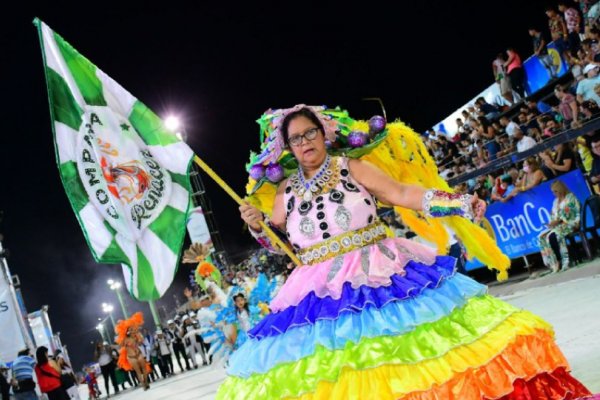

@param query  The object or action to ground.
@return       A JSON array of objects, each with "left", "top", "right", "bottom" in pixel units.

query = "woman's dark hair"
[
  {"left": 233, "top": 293, "right": 250, "bottom": 314},
  {"left": 280, "top": 108, "right": 325, "bottom": 146},
  {"left": 477, "top": 116, "right": 492, "bottom": 130},
  {"left": 36, "top": 346, "right": 49, "bottom": 365},
  {"left": 554, "top": 84, "right": 567, "bottom": 93},
  {"left": 581, "top": 100, "right": 600, "bottom": 116}
]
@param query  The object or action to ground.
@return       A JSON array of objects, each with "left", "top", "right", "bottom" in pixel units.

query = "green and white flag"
[{"left": 35, "top": 19, "right": 193, "bottom": 300}]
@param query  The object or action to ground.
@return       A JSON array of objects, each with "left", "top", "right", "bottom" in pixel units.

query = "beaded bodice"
[{"left": 284, "top": 157, "right": 377, "bottom": 250}]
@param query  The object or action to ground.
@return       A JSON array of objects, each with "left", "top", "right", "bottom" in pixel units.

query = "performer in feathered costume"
[
  {"left": 193, "top": 281, "right": 233, "bottom": 365},
  {"left": 216, "top": 105, "right": 594, "bottom": 399},
  {"left": 218, "top": 274, "right": 272, "bottom": 350},
  {"left": 115, "top": 312, "right": 150, "bottom": 391}
]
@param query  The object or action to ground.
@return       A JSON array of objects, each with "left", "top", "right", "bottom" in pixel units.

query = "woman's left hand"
[{"left": 471, "top": 193, "right": 486, "bottom": 223}]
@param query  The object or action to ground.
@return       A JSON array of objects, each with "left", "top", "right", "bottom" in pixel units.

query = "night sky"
[{"left": 2, "top": 1, "right": 547, "bottom": 370}]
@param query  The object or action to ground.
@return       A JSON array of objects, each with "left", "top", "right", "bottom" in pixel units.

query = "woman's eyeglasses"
[{"left": 288, "top": 127, "right": 320, "bottom": 147}]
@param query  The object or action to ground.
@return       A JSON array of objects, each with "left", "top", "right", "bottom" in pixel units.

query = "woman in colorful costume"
[
  {"left": 115, "top": 312, "right": 150, "bottom": 391},
  {"left": 216, "top": 105, "right": 594, "bottom": 399},
  {"left": 219, "top": 274, "right": 272, "bottom": 350}
]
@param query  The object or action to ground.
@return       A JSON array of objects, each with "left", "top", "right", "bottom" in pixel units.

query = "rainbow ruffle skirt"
[{"left": 217, "top": 250, "right": 592, "bottom": 399}]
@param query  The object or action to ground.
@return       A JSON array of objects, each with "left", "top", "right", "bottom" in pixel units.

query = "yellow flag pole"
[{"left": 193, "top": 155, "right": 302, "bottom": 266}]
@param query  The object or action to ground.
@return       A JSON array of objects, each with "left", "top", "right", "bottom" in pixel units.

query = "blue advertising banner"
[
  {"left": 523, "top": 41, "right": 569, "bottom": 95},
  {"left": 465, "top": 170, "right": 592, "bottom": 271}
]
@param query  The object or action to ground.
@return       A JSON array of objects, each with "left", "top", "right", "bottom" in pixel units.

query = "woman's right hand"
[{"left": 239, "top": 203, "right": 264, "bottom": 231}]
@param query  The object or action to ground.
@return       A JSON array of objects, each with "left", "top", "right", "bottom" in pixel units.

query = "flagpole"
[
  {"left": 192, "top": 155, "right": 302, "bottom": 266},
  {"left": 148, "top": 300, "right": 161, "bottom": 328}
]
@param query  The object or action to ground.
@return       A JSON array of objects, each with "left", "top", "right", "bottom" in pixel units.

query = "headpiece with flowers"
[
  {"left": 245, "top": 105, "right": 388, "bottom": 195},
  {"left": 182, "top": 243, "right": 222, "bottom": 291}
]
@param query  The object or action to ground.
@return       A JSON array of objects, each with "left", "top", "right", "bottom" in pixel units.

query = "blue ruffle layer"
[
  {"left": 249, "top": 257, "right": 456, "bottom": 340},
  {"left": 228, "top": 273, "right": 487, "bottom": 378}
]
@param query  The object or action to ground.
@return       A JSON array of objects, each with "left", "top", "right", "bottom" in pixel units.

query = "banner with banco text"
[{"left": 466, "top": 169, "right": 592, "bottom": 271}]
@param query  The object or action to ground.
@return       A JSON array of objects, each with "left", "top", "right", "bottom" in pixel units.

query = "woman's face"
[
  {"left": 552, "top": 187, "right": 564, "bottom": 198},
  {"left": 286, "top": 116, "right": 327, "bottom": 170},
  {"left": 234, "top": 296, "right": 247, "bottom": 310}
]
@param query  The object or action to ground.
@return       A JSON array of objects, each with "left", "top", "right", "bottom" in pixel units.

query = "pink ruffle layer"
[{"left": 270, "top": 237, "right": 437, "bottom": 312}]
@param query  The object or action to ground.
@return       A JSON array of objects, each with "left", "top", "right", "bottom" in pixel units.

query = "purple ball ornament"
[
  {"left": 348, "top": 131, "right": 368, "bottom": 148},
  {"left": 249, "top": 164, "right": 266, "bottom": 180},
  {"left": 368, "top": 115, "right": 387, "bottom": 135},
  {"left": 266, "top": 163, "right": 284, "bottom": 182}
]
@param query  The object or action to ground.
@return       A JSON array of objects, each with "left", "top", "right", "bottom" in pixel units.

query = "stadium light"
[{"left": 165, "top": 115, "right": 181, "bottom": 132}]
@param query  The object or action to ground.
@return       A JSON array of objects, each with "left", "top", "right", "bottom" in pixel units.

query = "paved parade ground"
[{"left": 88, "top": 261, "right": 600, "bottom": 399}]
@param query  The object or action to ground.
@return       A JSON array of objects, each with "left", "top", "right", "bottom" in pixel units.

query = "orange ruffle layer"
[{"left": 290, "top": 330, "right": 575, "bottom": 400}]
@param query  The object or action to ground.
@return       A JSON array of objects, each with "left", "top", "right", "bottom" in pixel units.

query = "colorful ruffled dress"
[{"left": 217, "top": 156, "right": 592, "bottom": 400}]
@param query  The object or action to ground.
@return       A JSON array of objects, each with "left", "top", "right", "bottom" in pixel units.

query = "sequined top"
[{"left": 284, "top": 157, "right": 377, "bottom": 250}]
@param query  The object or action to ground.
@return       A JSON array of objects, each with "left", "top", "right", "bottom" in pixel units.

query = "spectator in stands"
[
  {"left": 499, "top": 115, "right": 520, "bottom": 137},
  {"left": 437, "top": 135, "right": 461, "bottom": 166},
  {"left": 529, "top": 27, "right": 558, "bottom": 78},
  {"left": 579, "top": 39, "right": 596, "bottom": 64},
  {"left": 492, "top": 120, "right": 504, "bottom": 134},
  {"left": 555, "top": 84, "right": 580, "bottom": 127},
  {"left": 455, "top": 118, "right": 468, "bottom": 137},
  {"left": 588, "top": 134, "right": 600, "bottom": 184},
  {"left": 426, "top": 128, "right": 439, "bottom": 141},
  {"left": 461, "top": 110, "right": 471, "bottom": 126},
  {"left": 467, "top": 105, "right": 478, "bottom": 119},
  {"left": 518, "top": 111, "right": 541, "bottom": 134},
  {"left": 475, "top": 97, "right": 500, "bottom": 120},
  {"left": 496, "top": 134, "right": 514, "bottom": 157},
  {"left": 540, "top": 142, "right": 577, "bottom": 178},
  {"left": 504, "top": 47, "right": 526, "bottom": 98},
  {"left": 575, "top": 0, "right": 595, "bottom": 22},
  {"left": 518, "top": 157, "right": 547, "bottom": 191},
  {"left": 514, "top": 127, "right": 538, "bottom": 152},
  {"left": 492, "top": 53, "right": 514, "bottom": 104},
  {"left": 585, "top": 1, "right": 600, "bottom": 25},
  {"left": 538, "top": 180, "right": 581, "bottom": 273},
  {"left": 528, "top": 126, "right": 544, "bottom": 142},
  {"left": 477, "top": 117, "right": 501, "bottom": 160},
  {"left": 544, "top": 118, "right": 563, "bottom": 137},
  {"left": 491, "top": 175, "right": 516, "bottom": 202},
  {"left": 576, "top": 63, "right": 600, "bottom": 105},
  {"left": 578, "top": 129, "right": 598, "bottom": 173},
  {"left": 575, "top": 108, "right": 598, "bottom": 175},
  {"left": 558, "top": 1, "right": 582, "bottom": 55},
  {"left": 580, "top": 98, "right": 600, "bottom": 120},
  {"left": 546, "top": 6, "right": 569, "bottom": 56},
  {"left": 571, "top": 51, "right": 586, "bottom": 81}
]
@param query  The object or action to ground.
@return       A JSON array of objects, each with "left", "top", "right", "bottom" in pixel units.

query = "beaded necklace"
[{"left": 294, "top": 155, "right": 332, "bottom": 201}]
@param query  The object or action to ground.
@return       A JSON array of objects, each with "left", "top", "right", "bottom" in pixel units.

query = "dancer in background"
[{"left": 116, "top": 313, "right": 150, "bottom": 391}]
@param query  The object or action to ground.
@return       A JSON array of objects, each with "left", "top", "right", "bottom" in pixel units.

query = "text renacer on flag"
[{"left": 35, "top": 19, "right": 193, "bottom": 300}]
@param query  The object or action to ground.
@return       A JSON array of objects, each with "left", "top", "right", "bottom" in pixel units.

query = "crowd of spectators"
[{"left": 423, "top": 1, "right": 600, "bottom": 203}]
